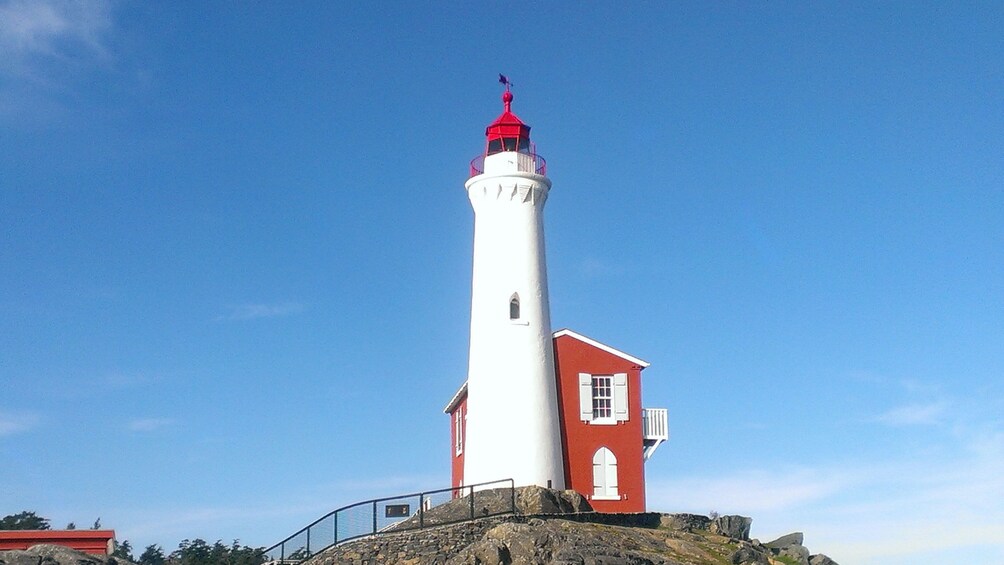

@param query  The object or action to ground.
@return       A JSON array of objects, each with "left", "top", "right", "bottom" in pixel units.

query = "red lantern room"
[
  {"left": 470, "top": 78, "right": 546, "bottom": 178},
  {"left": 485, "top": 90, "right": 532, "bottom": 155}
]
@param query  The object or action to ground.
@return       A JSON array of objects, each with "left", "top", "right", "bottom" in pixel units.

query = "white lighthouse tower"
[{"left": 462, "top": 83, "right": 565, "bottom": 490}]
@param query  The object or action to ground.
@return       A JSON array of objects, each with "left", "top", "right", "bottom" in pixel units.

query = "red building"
[
  {"left": 0, "top": 530, "right": 117, "bottom": 555},
  {"left": 445, "top": 329, "right": 668, "bottom": 512}
]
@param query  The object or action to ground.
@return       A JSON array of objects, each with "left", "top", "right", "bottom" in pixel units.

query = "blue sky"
[{"left": 1, "top": 2, "right": 1002, "bottom": 563}]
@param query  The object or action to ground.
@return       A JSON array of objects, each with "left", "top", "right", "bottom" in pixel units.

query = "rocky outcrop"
[
  {"left": 307, "top": 488, "right": 839, "bottom": 565},
  {"left": 710, "top": 515, "right": 752, "bottom": 541},
  {"left": 515, "top": 486, "right": 591, "bottom": 515},
  {"left": 762, "top": 532, "right": 839, "bottom": 565},
  {"left": 0, "top": 544, "right": 136, "bottom": 565}
]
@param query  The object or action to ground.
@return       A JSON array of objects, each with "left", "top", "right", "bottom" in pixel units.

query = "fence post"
[
  {"left": 280, "top": 542, "right": 284, "bottom": 564},
  {"left": 333, "top": 512, "right": 338, "bottom": 546},
  {"left": 419, "top": 493, "right": 425, "bottom": 529},
  {"left": 372, "top": 501, "right": 378, "bottom": 534},
  {"left": 469, "top": 485, "right": 475, "bottom": 520},
  {"left": 306, "top": 528, "right": 310, "bottom": 556},
  {"left": 510, "top": 480, "right": 516, "bottom": 515}
]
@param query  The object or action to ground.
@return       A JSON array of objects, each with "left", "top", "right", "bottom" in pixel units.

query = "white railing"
[
  {"left": 642, "top": 408, "right": 668, "bottom": 441},
  {"left": 642, "top": 408, "right": 668, "bottom": 461},
  {"left": 469, "top": 152, "right": 546, "bottom": 177}
]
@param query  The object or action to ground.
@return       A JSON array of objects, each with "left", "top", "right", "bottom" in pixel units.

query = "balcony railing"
[
  {"left": 642, "top": 408, "right": 668, "bottom": 461},
  {"left": 469, "top": 152, "right": 546, "bottom": 178}
]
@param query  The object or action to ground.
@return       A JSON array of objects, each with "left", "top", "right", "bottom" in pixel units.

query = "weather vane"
[{"left": 498, "top": 73, "right": 513, "bottom": 92}]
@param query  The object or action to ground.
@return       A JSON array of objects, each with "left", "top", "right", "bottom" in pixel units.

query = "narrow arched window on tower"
[{"left": 509, "top": 294, "right": 520, "bottom": 320}]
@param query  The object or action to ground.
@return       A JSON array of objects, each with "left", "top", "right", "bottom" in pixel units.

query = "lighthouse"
[{"left": 461, "top": 83, "right": 566, "bottom": 490}]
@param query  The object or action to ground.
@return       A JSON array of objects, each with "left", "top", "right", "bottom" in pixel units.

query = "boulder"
[
  {"left": 710, "top": 515, "right": 752, "bottom": 541},
  {"left": 764, "top": 532, "right": 803, "bottom": 549},
  {"left": 777, "top": 544, "right": 810, "bottom": 565},
  {"left": 0, "top": 545, "right": 134, "bottom": 565},
  {"left": 516, "top": 485, "right": 592, "bottom": 515},
  {"left": 659, "top": 514, "right": 711, "bottom": 533},
  {"left": 809, "top": 554, "right": 839, "bottom": 565},
  {"left": 728, "top": 542, "right": 770, "bottom": 565}
]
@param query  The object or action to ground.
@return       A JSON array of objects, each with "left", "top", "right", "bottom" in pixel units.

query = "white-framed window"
[
  {"left": 578, "top": 373, "right": 629, "bottom": 424},
  {"left": 454, "top": 407, "right": 464, "bottom": 456},
  {"left": 592, "top": 447, "right": 619, "bottom": 499},
  {"left": 592, "top": 375, "right": 612, "bottom": 419}
]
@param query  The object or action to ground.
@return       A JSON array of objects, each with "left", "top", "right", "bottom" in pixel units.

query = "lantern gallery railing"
[
  {"left": 469, "top": 152, "right": 547, "bottom": 178},
  {"left": 261, "top": 479, "right": 516, "bottom": 565}
]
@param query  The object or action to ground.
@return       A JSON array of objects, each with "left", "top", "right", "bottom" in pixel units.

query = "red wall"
[
  {"left": 554, "top": 335, "right": 647, "bottom": 512},
  {"left": 0, "top": 530, "right": 116, "bottom": 555},
  {"left": 449, "top": 396, "right": 467, "bottom": 490}
]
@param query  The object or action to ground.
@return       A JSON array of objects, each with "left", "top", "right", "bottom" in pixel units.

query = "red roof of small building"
[{"left": 0, "top": 530, "right": 117, "bottom": 555}]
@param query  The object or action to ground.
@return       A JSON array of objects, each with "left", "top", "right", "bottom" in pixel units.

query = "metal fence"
[{"left": 261, "top": 478, "right": 515, "bottom": 564}]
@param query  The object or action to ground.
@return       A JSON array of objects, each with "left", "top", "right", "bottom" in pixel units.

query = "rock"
[
  {"left": 659, "top": 514, "right": 711, "bottom": 533},
  {"left": 710, "top": 515, "right": 752, "bottom": 541},
  {"left": 764, "top": 532, "right": 803, "bottom": 549},
  {"left": 515, "top": 485, "right": 592, "bottom": 515},
  {"left": 727, "top": 540, "right": 770, "bottom": 565},
  {"left": 0, "top": 545, "right": 135, "bottom": 565},
  {"left": 777, "top": 544, "right": 810, "bottom": 565},
  {"left": 809, "top": 554, "right": 839, "bottom": 565},
  {"left": 303, "top": 488, "right": 839, "bottom": 565}
]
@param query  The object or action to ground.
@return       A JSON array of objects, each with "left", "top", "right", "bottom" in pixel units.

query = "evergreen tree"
[
  {"left": 138, "top": 544, "right": 166, "bottom": 565},
  {"left": 112, "top": 540, "right": 134, "bottom": 562},
  {"left": 0, "top": 511, "right": 51, "bottom": 530}
]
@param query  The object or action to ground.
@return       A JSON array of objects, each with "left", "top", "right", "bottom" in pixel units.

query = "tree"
[
  {"left": 112, "top": 540, "right": 134, "bottom": 562},
  {"left": 138, "top": 544, "right": 166, "bottom": 565},
  {"left": 167, "top": 539, "right": 264, "bottom": 565},
  {"left": 66, "top": 522, "right": 77, "bottom": 530},
  {"left": 92, "top": 517, "right": 102, "bottom": 530},
  {"left": 0, "top": 511, "right": 51, "bottom": 530}
]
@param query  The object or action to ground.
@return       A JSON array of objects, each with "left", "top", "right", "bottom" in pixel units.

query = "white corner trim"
[{"left": 552, "top": 328, "right": 650, "bottom": 368}]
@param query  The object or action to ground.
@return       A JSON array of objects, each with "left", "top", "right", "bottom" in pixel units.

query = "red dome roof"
[{"left": 485, "top": 90, "right": 531, "bottom": 142}]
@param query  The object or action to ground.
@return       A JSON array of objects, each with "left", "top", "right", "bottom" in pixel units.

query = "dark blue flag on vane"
[{"left": 499, "top": 74, "right": 510, "bottom": 86}]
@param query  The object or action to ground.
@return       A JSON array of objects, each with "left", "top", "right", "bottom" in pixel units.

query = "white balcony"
[{"left": 642, "top": 408, "right": 668, "bottom": 461}]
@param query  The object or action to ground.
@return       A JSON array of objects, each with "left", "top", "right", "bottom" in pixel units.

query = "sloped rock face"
[
  {"left": 303, "top": 488, "right": 838, "bottom": 565},
  {"left": 0, "top": 544, "right": 136, "bottom": 565},
  {"left": 308, "top": 508, "right": 827, "bottom": 565}
]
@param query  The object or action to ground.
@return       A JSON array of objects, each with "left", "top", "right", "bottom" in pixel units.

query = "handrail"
[
  {"left": 469, "top": 152, "right": 546, "bottom": 178},
  {"left": 261, "top": 478, "right": 515, "bottom": 564}
]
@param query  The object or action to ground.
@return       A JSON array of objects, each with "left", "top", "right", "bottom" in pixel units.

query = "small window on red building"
[
  {"left": 454, "top": 408, "right": 464, "bottom": 455},
  {"left": 592, "top": 376, "right": 613, "bottom": 419},
  {"left": 578, "top": 372, "right": 629, "bottom": 424}
]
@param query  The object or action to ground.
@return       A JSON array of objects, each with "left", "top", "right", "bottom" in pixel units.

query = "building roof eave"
[
  {"left": 443, "top": 380, "right": 468, "bottom": 413},
  {"left": 552, "top": 328, "right": 651, "bottom": 368}
]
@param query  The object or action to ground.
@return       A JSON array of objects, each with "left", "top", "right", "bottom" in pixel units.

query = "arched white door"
[{"left": 592, "top": 447, "right": 619, "bottom": 499}]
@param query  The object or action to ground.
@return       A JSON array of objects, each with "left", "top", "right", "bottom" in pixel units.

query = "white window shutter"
[
  {"left": 592, "top": 448, "right": 605, "bottom": 495},
  {"left": 608, "top": 450, "right": 619, "bottom": 493},
  {"left": 613, "top": 373, "right": 629, "bottom": 421},
  {"left": 579, "top": 373, "right": 593, "bottom": 421}
]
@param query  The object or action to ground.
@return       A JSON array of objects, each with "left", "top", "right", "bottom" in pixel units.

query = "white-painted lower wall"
[{"left": 462, "top": 152, "right": 565, "bottom": 490}]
